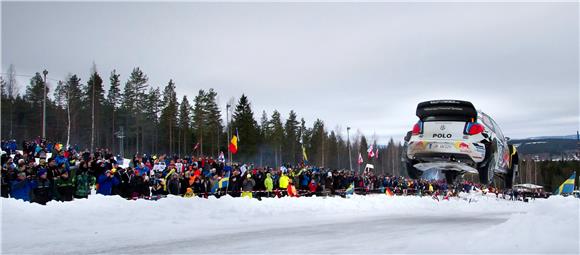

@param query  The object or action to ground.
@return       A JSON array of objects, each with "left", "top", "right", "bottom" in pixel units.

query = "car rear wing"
[{"left": 416, "top": 100, "right": 477, "bottom": 120}]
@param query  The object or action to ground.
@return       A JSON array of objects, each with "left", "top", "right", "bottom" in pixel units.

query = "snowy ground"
[{"left": 1, "top": 193, "right": 579, "bottom": 254}]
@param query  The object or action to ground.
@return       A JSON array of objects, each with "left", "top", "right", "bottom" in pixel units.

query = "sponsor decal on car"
[{"left": 454, "top": 142, "right": 470, "bottom": 152}]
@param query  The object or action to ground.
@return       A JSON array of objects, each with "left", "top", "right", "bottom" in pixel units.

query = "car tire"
[
  {"left": 478, "top": 140, "right": 497, "bottom": 185},
  {"left": 505, "top": 146, "right": 518, "bottom": 188}
]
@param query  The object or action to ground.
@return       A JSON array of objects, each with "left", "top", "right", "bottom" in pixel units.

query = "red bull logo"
[{"left": 455, "top": 142, "right": 470, "bottom": 152}]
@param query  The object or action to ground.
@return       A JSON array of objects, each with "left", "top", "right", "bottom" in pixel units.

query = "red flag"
[
  {"left": 357, "top": 153, "right": 363, "bottom": 165},
  {"left": 375, "top": 148, "right": 379, "bottom": 159},
  {"left": 228, "top": 135, "right": 238, "bottom": 154},
  {"left": 367, "top": 144, "right": 375, "bottom": 159},
  {"left": 385, "top": 187, "right": 394, "bottom": 197}
]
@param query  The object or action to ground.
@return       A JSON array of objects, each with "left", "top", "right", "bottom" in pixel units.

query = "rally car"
[{"left": 403, "top": 100, "right": 518, "bottom": 187}]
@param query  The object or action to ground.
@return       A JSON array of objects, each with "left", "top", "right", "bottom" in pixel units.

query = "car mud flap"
[{"left": 413, "top": 162, "right": 478, "bottom": 173}]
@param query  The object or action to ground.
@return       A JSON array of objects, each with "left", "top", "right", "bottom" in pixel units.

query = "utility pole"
[
  {"left": 116, "top": 126, "right": 125, "bottom": 158},
  {"left": 347, "top": 127, "right": 352, "bottom": 171},
  {"left": 91, "top": 73, "right": 95, "bottom": 153},
  {"left": 42, "top": 69, "right": 48, "bottom": 139}
]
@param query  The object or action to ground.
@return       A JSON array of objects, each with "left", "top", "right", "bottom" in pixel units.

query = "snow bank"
[{"left": 1, "top": 194, "right": 578, "bottom": 254}]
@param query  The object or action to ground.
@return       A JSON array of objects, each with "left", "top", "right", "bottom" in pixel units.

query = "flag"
[
  {"left": 385, "top": 187, "right": 394, "bottom": 197},
  {"left": 211, "top": 171, "right": 231, "bottom": 193},
  {"left": 346, "top": 182, "right": 355, "bottom": 195},
  {"left": 218, "top": 151, "right": 225, "bottom": 163},
  {"left": 375, "top": 148, "right": 379, "bottom": 159},
  {"left": 367, "top": 144, "right": 375, "bottom": 159},
  {"left": 229, "top": 135, "right": 238, "bottom": 154},
  {"left": 288, "top": 183, "right": 298, "bottom": 197},
  {"left": 553, "top": 171, "right": 576, "bottom": 195},
  {"left": 302, "top": 144, "right": 308, "bottom": 162},
  {"left": 357, "top": 152, "right": 363, "bottom": 165},
  {"left": 193, "top": 143, "right": 199, "bottom": 151}
]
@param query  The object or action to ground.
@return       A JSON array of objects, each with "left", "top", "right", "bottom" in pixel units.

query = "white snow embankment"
[{"left": 1, "top": 194, "right": 578, "bottom": 254}]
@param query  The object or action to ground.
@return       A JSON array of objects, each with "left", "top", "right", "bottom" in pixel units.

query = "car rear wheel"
[
  {"left": 505, "top": 146, "right": 518, "bottom": 188},
  {"left": 478, "top": 154, "right": 496, "bottom": 185}
]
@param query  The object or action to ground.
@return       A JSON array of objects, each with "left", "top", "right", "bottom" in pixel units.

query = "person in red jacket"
[
  {"left": 287, "top": 179, "right": 298, "bottom": 197},
  {"left": 308, "top": 179, "right": 317, "bottom": 196}
]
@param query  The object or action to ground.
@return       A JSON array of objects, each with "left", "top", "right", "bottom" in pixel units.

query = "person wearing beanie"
[
  {"left": 74, "top": 167, "right": 96, "bottom": 199},
  {"left": 32, "top": 168, "right": 52, "bottom": 205},
  {"left": 97, "top": 169, "right": 120, "bottom": 196},
  {"left": 241, "top": 173, "right": 255, "bottom": 199},
  {"left": 56, "top": 169, "right": 75, "bottom": 201},
  {"left": 10, "top": 171, "right": 35, "bottom": 202}
]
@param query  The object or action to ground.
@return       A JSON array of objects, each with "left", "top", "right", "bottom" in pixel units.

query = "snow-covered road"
[
  {"left": 2, "top": 194, "right": 578, "bottom": 254},
  {"left": 98, "top": 213, "right": 510, "bottom": 254}
]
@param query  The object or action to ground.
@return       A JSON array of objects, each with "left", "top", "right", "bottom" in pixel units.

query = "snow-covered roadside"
[{"left": 1, "top": 194, "right": 578, "bottom": 254}]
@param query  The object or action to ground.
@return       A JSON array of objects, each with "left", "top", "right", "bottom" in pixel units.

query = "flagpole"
[
  {"left": 347, "top": 127, "right": 352, "bottom": 172},
  {"left": 226, "top": 103, "right": 231, "bottom": 165}
]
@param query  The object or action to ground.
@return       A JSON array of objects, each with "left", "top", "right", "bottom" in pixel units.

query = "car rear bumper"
[{"left": 406, "top": 140, "right": 486, "bottom": 164}]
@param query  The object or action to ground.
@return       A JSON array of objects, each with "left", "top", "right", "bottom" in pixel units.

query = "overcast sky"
[{"left": 2, "top": 2, "right": 578, "bottom": 144}]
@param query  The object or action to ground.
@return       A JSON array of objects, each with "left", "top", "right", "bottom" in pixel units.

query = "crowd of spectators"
[{"left": 2, "top": 138, "right": 512, "bottom": 205}]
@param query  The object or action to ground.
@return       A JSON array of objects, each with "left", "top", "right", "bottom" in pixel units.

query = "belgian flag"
[{"left": 229, "top": 130, "right": 238, "bottom": 154}]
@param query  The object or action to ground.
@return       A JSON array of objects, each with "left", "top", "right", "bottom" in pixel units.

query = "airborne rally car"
[{"left": 403, "top": 100, "right": 518, "bottom": 187}]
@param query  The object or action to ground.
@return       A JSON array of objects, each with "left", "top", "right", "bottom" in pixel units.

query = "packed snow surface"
[{"left": 2, "top": 194, "right": 579, "bottom": 254}]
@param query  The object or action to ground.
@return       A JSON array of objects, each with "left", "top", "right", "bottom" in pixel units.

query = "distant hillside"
[
  {"left": 510, "top": 137, "right": 578, "bottom": 155},
  {"left": 524, "top": 134, "right": 577, "bottom": 140}
]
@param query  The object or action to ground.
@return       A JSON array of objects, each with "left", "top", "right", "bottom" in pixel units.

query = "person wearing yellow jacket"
[
  {"left": 279, "top": 173, "right": 290, "bottom": 197},
  {"left": 264, "top": 173, "right": 273, "bottom": 197}
]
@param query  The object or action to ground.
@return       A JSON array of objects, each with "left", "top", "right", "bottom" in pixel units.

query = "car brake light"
[
  {"left": 412, "top": 121, "right": 422, "bottom": 135},
  {"left": 466, "top": 122, "right": 484, "bottom": 135}
]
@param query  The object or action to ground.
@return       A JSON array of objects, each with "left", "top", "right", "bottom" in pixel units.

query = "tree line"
[{"left": 1, "top": 65, "right": 404, "bottom": 174}]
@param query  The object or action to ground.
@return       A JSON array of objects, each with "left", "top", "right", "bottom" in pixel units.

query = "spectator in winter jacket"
[
  {"left": 279, "top": 174, "right": 289, "bottom": 190},
  {"left": 242, "top": 174, "right": 255, "bottom": 199},
  {"left": 325, "top": 172, "right": 334, "bottom": 195},
  {"left": 167, "top": 173, "right": 181, "bottom": 196},
  {"left": 32, "top": 169, "right": 52, "bottom": 205},
  {"left": 228, "top": 171, "right": 242, "bottom": 197},
  {"left": 308, "top": 179, "right": 317, "bottom": 195},
  {"left": 10, "top": 172, "right": 35, "bottom": 202},
  {"left": 56, "top": 170, "right": 75, "bottom": 201},
  {"left": 74, "top": 168, "right": 95, "bottom": 199},
  {"left": 97, "top": 170, "right": 120, "bottom": 196},
  {"left": 264, "top": 173, "right": 273, "bottom": 194}
]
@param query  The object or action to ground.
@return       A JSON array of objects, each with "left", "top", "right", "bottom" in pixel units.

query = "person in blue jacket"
[
  {"left": 10, "top": 172, "right": 36, "bottom": 202},
  {"left": 97, "top": 170, "right": 119, "bottom": 195}
]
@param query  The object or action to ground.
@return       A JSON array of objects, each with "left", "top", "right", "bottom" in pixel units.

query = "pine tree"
[
  {"left": 203, "top": 88, "right": 223, "bottom": 156},
  {"left": 122, "top": 67, "right": 149, "bottom": 154},
  {"left": 4, "top": 64, "right": 18, "bottom": 138},
  {"left": 359, "top": 135, "right": 368, "bottom": 158},
  {"left": 106, "top": 70, "right": 122, "bottom": 150},
  {"left": 232, "top": 94, "right": 260, "bottom": 162},
  {"left": 192, "top": 89, "right": 207, "bottom": 156},
  {"left": 327, "top": 131, "right": 338, "bottom": 169},
  {"left": 85, "top": 70, "right": 105, "bottom": 151},
  {"left": 283, "top": 110, "right": 300, "bottom": 164},
  {"left": 258, "top": 110, "right": 269, "bottom": 166},
  {"left": 310, "top": 119, "right": 326, "bottom": 167},
  {"left": 24, "top": 72, "right": 46, "bottom": 106},
  {"left": 178, "top": 95, "right": 192, "bottom": 157},
  {"left": 269, "top": 110, "right": 284, "bottom": 166},
  {"left": 142, "top": 87, "right": 163, "bottom": 152},
  {"left": 57, "top": 75, "right": 83, "bottom": 146},
  {"left": 159, "top": 79, "right": 178, "bottom": 154}
]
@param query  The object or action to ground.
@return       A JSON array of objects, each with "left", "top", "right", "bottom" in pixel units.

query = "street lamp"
[
  {"left": 347, "top": 126, "right": 352, "bottom": 171},
  {"left": 42, "top": 69, "right": 48, "bottom": 139}
]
